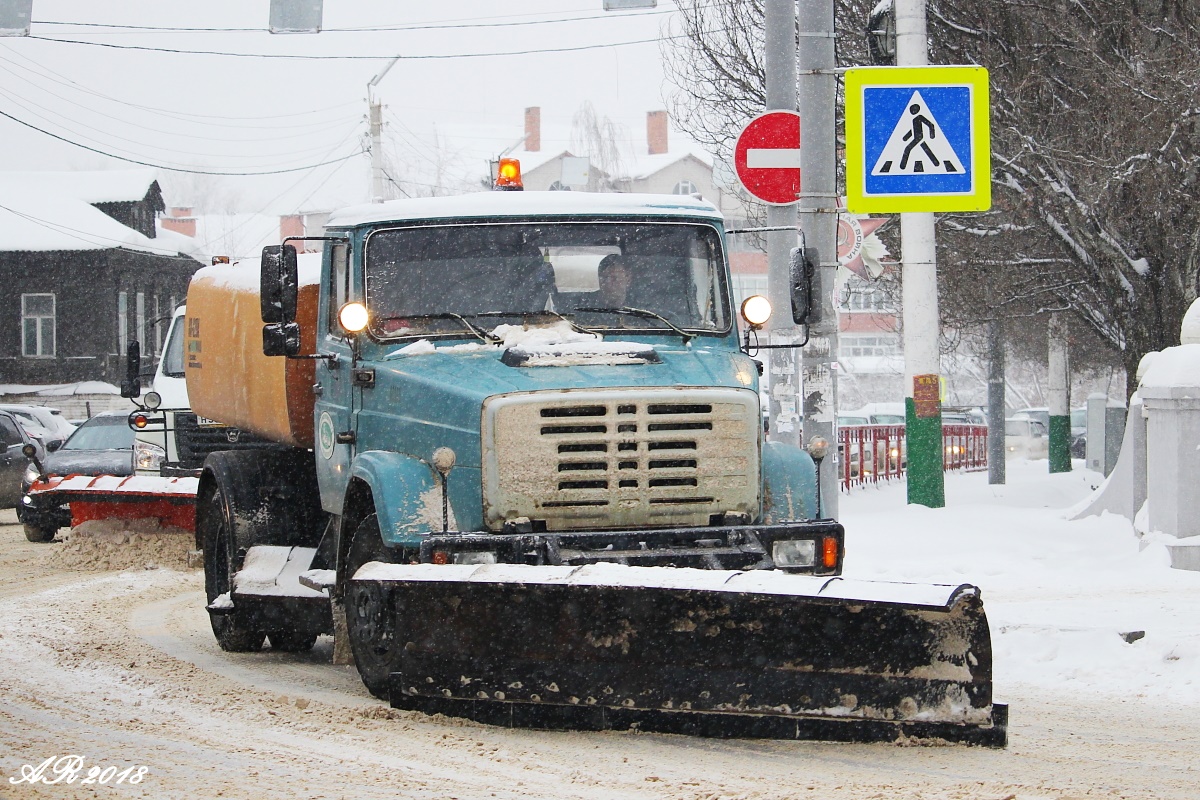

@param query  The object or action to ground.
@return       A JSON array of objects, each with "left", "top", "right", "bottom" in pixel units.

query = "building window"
[
  {"left": 118, "top": 291, "right": 128, "bottom": 354},
  {"left": 136, "top": 292, "right": 146, "bottom": 353},
  {"left": 840, "top": 334, "right": 900, "bottom": 358},
  {"left": 21, "top": 293, "right": 56, "bottom": 358},
  {"left": 672, "top": 180, "right": 699, "bottom": 196}
]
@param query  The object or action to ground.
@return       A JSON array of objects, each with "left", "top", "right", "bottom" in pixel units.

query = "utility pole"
[
  {"left": 987, "top": 318, "right": 1006, "bottom": 484},
  {"left": 797, "top": 0, "right": 839, "bottom": 517},
  {"left": 895, "top": 0, "right": 944, "bottom": 508},
  {"left": 763, "top": 0, "right": 802, "bottom": 452},
  {"left": 1048, "top": 313, "right": 1071, "bottom": 472},
  {"left": 367, "top": 57, "right": 400, "bottom": 204}
]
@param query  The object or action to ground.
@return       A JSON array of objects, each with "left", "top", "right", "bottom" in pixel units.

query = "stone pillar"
[{"left": 1140, "top": 345, "right": 1200, "bottom": 539}]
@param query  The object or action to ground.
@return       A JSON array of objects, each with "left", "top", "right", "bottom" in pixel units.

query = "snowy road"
[{"left": 1, "top": 462, "right": 1198, "bottom": 799}]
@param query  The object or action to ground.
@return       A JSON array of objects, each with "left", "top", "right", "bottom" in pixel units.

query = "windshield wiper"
[
  {"left": 377, "top": 313, "right": 500, "bottom": 343},
  {"left": 571, "top": 306, "right": 694, "bottom": 343},
  {"left": 471, "top": 310, "right": 601, "bottom": 338}
]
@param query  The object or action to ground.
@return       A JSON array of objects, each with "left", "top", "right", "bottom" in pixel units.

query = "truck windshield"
[
  {"left": 161, "top": 314, "right": 185, "bottom": 377},
  {"left": 364, "top": 221, "right": 730, "bottom": 339}
]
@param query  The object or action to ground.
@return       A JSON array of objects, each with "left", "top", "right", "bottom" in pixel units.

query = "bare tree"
[{"left": 663, "top": 0, "right": 1200, "bottom": 395}]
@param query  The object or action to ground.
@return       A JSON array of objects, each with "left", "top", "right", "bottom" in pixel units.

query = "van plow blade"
[
  {"left": 26, "top": 474, "right": 198, "bottom": 530},
  {"left": 352, "top": 563, "right": 1007, "bottom": 746}
]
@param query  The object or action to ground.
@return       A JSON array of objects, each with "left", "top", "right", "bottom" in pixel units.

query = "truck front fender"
[
  {"left": 350, "top": 450, "right": 452, "bottom": 549},
  {"left": 762, "top": 441, "right": 818, "bottom": 522}
]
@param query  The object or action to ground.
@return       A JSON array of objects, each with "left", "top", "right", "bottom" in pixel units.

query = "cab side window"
[{"left": 327, "top": 243, "right": 349, "bottom": 334}]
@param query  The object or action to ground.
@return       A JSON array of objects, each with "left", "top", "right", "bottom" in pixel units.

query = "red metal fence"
[{"left": 838, "top": 424, "right": 988, "bottom": 490}]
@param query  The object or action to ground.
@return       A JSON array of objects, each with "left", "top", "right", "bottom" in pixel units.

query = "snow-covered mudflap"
[
  {"left": 354, "top": 563, "right": 1006, "bottom": 746},
  {"left": 24, "top": 474, "right": 199, "bottom": 531}
]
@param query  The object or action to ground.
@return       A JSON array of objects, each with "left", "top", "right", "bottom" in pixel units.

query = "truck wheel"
[
  {"left": 200, "top": 485, "right": 265, "bottom": 653},
  {"left": 23, "top": 523, "right": 57, "bottom": 543},
  {"left": 345, "top": 514, "right": 397, "bottom": 699},
  {"left": 268, "top": 630, "right": 319, "bottom": 652}
]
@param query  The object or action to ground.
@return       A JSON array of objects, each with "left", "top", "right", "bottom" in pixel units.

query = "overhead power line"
[
  {"left": 25, "top": 33, "right": 675, "bottom": 60},
  {"left": 0, "top": 107, "right": 365, "bottom": 176},
  {"left": 29, "top": 8, "right": 673, "bottom": 35}
]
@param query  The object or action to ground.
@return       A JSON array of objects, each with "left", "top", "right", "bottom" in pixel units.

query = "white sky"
[{"left": 0, "top": 1, "right": 690, "bottom": 215}]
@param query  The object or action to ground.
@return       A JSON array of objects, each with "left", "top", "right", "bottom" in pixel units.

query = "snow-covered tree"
[{"left": 663, "top": 0, "right": 1200, "bottom": 395}]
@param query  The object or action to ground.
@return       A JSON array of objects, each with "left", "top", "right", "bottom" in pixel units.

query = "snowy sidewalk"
[{"left": 839, "top": 459, "right": 1200, "bottom": 706}]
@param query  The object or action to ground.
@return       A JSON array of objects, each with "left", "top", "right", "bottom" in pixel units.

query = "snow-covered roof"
[
  {"left": 625, "top": 149, "right": 714, "bottom": 181},
  {"left": 0, "top": 186, "right": 190, "bottom": 257},
  {"left": 0, "top": 169, "right": 159, "bottom": 205},
  {"left": 327, "top": 190, "right": 722, "bottom": 228},
  {"left": 508, "top": 149, "right": 577, "bottom": 176},
  {"left": 0, "top": 381, "right": 121, "bottom": 397}
]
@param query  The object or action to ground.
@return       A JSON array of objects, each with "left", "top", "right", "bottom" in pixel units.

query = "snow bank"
[
  {"left": 840, "top": 461, "right": 1200, "bottom": 704},
  {"left": 46, "top": 519, "right": 196, "bottom": 572}
]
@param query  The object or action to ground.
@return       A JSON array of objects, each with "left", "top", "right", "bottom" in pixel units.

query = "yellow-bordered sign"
[{"left": 845, "top": 66, "right": 990, "bottom": 214}]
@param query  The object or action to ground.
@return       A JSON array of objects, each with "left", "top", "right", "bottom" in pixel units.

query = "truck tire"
[
  {"left": 345, "top": 514, "right": 397, "bottom": 699},
  {"left": 199, "top": 484, "right": 266, "bottom": 653},
  {"left": 23, "top": 523, "right": 57, "bottom": 543}
]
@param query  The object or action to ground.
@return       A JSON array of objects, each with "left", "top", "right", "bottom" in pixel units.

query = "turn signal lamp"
[
  {"left": 740, "top": 295, "right": 772, "bottom": 328},
  {"left": 494, "top": 158, "right": 524, "bottom": 191},
  {"left": 822, "top": 536, "right": 839, "bottom": 569},
  {"left": 432, "top": 550, "right": 450, "bottom": 565},
  {"left": 338, "top": 302, "right": 369, "bottom": 333},
  {"left": 132, "top": 413, "right": 149, "bottom": 429}
]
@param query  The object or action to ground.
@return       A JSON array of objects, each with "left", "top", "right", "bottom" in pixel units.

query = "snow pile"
[
  {"left": 46, "top": 518, "right": 196, "bottom": 572},
  {"left": 841, "top": 461, "right": 1200, "bottom": 704},
  {"left": 1138, "top": 343, "right": 1200, "bottom": 392}
]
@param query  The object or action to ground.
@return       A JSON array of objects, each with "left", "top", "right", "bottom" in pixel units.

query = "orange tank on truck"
[{"left": 184, "top": 257, "right": 321, "bottom": 448}]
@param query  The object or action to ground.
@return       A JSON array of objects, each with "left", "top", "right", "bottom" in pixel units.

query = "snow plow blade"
[
  {"left": 25, "top": 474, "right": 199, "bottom": 531},
  {"left": 355, "top": 563, "right": 1007, "bottom": 746}
]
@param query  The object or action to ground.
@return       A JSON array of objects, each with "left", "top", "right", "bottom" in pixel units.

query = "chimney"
[
  {"left": 647, "top": 110, "right": 668, "bottom": 155},
  {"left": 524, "top": 106, "right": 541, "bottom": 152},
  {"left": 280, "top": 214, "right": 306, "bottom": 251},
  {"left": 160, "top": 206, "right": 195, "bottom": 238}
]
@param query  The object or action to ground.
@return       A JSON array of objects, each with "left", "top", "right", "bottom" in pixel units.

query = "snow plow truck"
[{"left": 183, "top": 163, "right": 1006, "bottom": 745}]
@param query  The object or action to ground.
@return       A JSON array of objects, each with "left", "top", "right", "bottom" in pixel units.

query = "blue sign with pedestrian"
[{"left": 845, "top": 66, "right": 991, "bottom": 214}]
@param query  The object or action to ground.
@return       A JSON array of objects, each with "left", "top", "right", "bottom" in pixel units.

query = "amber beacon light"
[{"left": 494, "top": 158, "right": 524, "bottom": 191}]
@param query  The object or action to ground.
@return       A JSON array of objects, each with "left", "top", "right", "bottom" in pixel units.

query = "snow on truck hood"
[
  {"left": 386, "top": 322, "right": 659, "bottom": 366},
  {"left": 326, "top": 191, "right": 723, "bottom": 229}
]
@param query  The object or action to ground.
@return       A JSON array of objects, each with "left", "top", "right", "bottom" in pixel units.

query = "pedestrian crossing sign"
[{"left": 845, "top": 66, "right": 990, "bottom": 213}]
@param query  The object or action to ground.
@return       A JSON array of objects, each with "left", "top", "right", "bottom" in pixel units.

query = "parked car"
[
  {"left": 18, "top": 411, "right": 137, "bottom": 542},
  {"left": 1012, "top": 406, "right": 1087, "bottom": 458},
  {"left": 1005, "top": 416, "right": 1049, "bottom": 460},
  {"left": 0, "top": 404, "right": 75, "bottom": 452},
  {"left": 1, "top": 409, "right": 40, "bottom": 510}
]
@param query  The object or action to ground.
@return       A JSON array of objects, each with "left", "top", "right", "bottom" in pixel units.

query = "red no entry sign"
[{"left": 734, "top": 111, "right": 802, "bottom": 206}]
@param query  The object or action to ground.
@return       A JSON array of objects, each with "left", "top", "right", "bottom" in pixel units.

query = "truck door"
[{"left": 315, "top": 241, "right": 355, "bottom": 514}]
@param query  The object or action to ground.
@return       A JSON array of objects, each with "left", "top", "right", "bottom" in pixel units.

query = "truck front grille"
[{"left": 483, "top": 389, "right": 759, "bottom": 531}]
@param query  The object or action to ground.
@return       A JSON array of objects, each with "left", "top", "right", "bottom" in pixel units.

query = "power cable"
[
  {"left": 24, "top": 33, "right": 676, "bottom": 60},
  {"left": 0, "top": 107, "right": 365, "bottom": 176},
  {"left": 28, "top": 8, "right": 673, "bottom": 35}
]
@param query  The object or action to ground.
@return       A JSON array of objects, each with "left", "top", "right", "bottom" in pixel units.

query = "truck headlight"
[
  {"left": 452, "top": 551, "right": 498, "bottom": 565},
  {"left": 23, "top": 463, "right": 40, "bottom": 486},
  {"left": 772, "top": 539, "right": 816, "bottom": 568},
  {"left": 134, "top": 440, "right": 166, "bottom": 471}
]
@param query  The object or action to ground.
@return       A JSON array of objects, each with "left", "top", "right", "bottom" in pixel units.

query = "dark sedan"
[
  {"left": 1, "top": 409, "right": 39, "bottom": 510},
  {"left": 19, "top": 411, "right": 135, "bottom": 542}
]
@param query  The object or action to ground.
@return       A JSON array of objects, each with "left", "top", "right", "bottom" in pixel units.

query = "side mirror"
[
  {"left": 789, "top": 246, "right": 816, "bottom": 325},
  {"left": 262, "top": 322, "right": 302, "bottom": 357},
  {"left": 120, "top": 339, "right": 141, "bottom": 398},
  {"left": 260, "top": 244, "right": 299, "bottom": 324},
  {"left": 46, "top": 440, "right": 62, "bottom": 453}
]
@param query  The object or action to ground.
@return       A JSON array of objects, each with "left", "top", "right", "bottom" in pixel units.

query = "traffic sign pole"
[
  {"left": 797, "top": 0, "right": 839, "bottom": 519},
  {"left": 897, "top": 0, "right": 945, "bottom": 508},
  {"left": 762, "top": 0, "right": 802, "bottom": 454}
]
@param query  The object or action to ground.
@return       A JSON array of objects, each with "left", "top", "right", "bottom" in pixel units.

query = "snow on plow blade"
[
  {"left": 355, "top": 563, "right": 1007, "bottom": 746},
  {"left": 26, "top": 474, "right": 199, "bottom": 530}
]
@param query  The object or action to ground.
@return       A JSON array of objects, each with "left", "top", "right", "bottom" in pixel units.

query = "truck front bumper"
[{"left": 417, "top": 521, "right": 844, "bottom": 575}]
